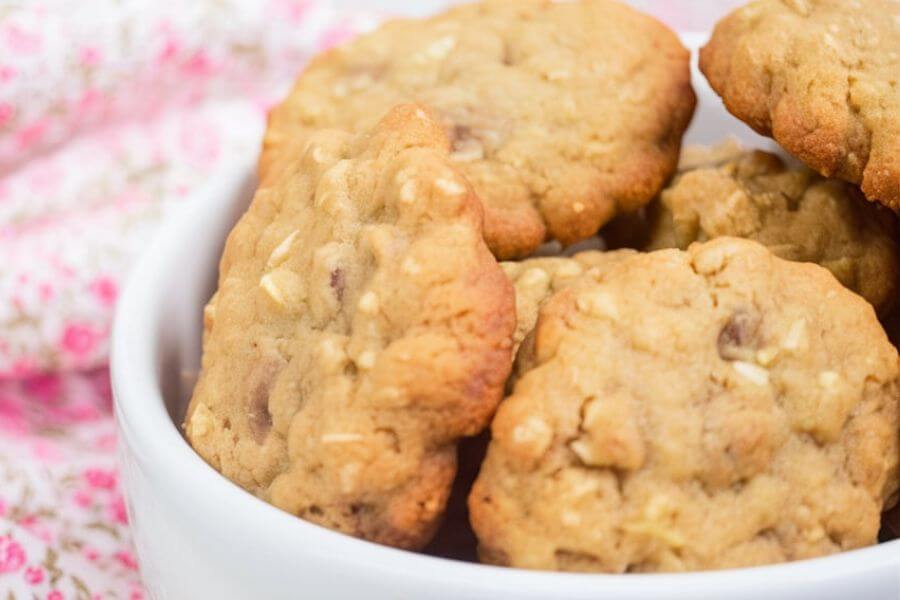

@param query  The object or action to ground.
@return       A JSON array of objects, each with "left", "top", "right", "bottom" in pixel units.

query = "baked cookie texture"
[
  {"left": 677, "top": 139, "right": 749, "bottom": 173},
  {"left": 185, "top": 104, "right": 515, "bottom": 549},
  {"left": 701, "top": 0, "right": 900, "bottom": 208},
  {"left": 262, "top": 0, "right": 696, "bottom": 259},
  {"left": 600, "top": 140, "right": 750, "bottom": 251},
  {"left": 501, "top": 250, "right": 636, "bottom": 352},
  {"left": 470, "top": 238, "right": 900, "bottom": 572},
  {"left": 643, "top": 149, "right": 899, "bottom": 314}
]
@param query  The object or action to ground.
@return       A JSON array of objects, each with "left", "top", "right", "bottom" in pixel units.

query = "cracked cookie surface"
[
  {"left": 470, "top": 238, "right": 899, "bottom": 572},
  {"left": 262, "top": 0, "right": 695, "bottom": 259},
  {"left": 185, "top": 104, "right": 515, "bottom": 549},
  {"left": 701, "top": 0, "right": 900, "bottom": 208},
  {"left": 643, "top": 149, "right": 899, "bottom": 314}
]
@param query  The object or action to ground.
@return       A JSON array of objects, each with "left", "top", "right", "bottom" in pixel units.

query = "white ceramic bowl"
[{"left": 111, "top": 34, "right": 900, "bottom": 600}]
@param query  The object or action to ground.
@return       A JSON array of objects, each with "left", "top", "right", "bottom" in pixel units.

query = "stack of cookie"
[{"left": 185, "top": 0, "right": 900, "bottom": 574}]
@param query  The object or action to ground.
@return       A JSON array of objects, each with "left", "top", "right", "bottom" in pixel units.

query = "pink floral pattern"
[
  {"left": 0, "top": 369, "right": 144, "bottom": 597},
  {"left": 0, "top": 1, "right": 380, "bottom": 596},
  {"left": 0, "top": 1, "right": 745, "bottom": 596},
  {"left": 0, "top": 0, "right": 378, "bottom": 378}
]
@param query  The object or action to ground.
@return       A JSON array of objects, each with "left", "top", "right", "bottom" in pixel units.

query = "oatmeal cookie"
[
  {"left": 601, "top": 140, "right": 752, "bottom": 251},
  {"left": 701, "top": 0, "right": 900, "bottom": 208},
  {"left": 677, "top": 139, "right": 749, "bottom": 172},
  {"left": 470, "top": 238, "right": 899, "bottom": 572},
  {"left": 501, "top": 250, "right": 636, "bottom": 353},
  {"left": 643, "top": 149, "right": 899, "bottom": 313},
  {"left": 262, "top": 0, "right": 695, "bottom": 259},
  {"left": 185, "top": 104, "right": 515, "bottom": 549}
]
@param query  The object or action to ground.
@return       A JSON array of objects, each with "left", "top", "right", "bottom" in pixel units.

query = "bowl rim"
[{"left": 110, "top": 34, "right": 900, "bottom": 597}]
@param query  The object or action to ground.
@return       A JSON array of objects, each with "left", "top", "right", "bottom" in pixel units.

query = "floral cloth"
[
  {"left": 0, "top": 0, "right": 377, "bottom": 596},
  {"left": 0, "top": 1, "right": 743, "bottom": 597},
  {"left": 0, "top": 369, "right": 142, "bottom": 599},
  {"left": 0, "top": 0, "right": 377, "bottom": 377}
]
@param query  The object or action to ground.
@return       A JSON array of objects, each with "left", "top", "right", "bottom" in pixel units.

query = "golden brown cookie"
[
  {"left": 601, "top": 140, "right": 754, "bottom": 250},
  {"left": 701, "top": 0, "right": 900, "bottom": 208},
  {"left": 501, "top": 250, "right": 636, "bottom": 353},
  {"left": 262, "top": 0, "right": 696, "bottom": 259},
  {"left": 185, "top": 104, "right": 515, "bottom": 550},
  {"left": 470, "top": 238, "right": 899, "bottom": 572},
  {"left": 642, "top": 149, "right": 899, "bottom": 314},
  {"left": 677, "top": 139, "right": 748, "bottom": 172}
]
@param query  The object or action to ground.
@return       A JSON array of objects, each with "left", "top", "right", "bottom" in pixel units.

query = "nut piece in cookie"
[
  {"left": 701, "top": 0, "right": 900, "bottom": 208},
  {"left": 470, "top": 238, "right": 899, "bottom": 572},
  {"left": 642, "top": 149, "right": 899, "bottom": 314},
  {"left": 185, "top": 104, "right": 515, "bottom": 550},
  {"left": 262, "top": 0, "right": 696, "bottom": 259}
]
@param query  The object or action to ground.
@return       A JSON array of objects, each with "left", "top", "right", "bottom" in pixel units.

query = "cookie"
[
  {"left": 185, "top": 104, "right": 516, "bottom": 549},
  {"left": 601, "top": 140, "right": 752, "bottom": 251},
  {"left": 677, "top": 139, "right": 749, "bottom": 172},
  {"left": 470, "top": 238, "right": 900, "bottom": 572},
  {"left": 420, "top": 248, "right": 637, "bottom": 560},
  {"left": 701, "top": 0, "right": 900, "bottom": 208},
  {"left": 642, "top": 149, "right": 899, "bottom": 314},
  {"left": 501, "top": 250, "right": 636, "bottom": 353},
  {"left": 262, "top": 0, "right": 695, "bottom": 259}
]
